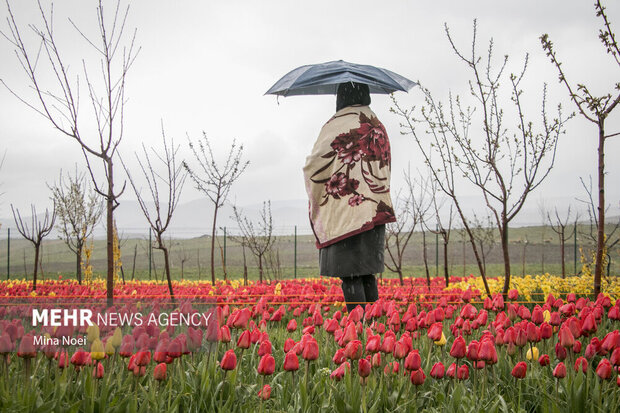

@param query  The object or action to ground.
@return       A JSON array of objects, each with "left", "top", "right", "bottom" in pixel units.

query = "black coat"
[{"left": 319, "top": 225, "right": 385, "bottom": 277}]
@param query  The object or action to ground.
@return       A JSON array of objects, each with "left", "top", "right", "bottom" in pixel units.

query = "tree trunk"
[
  {"left": 397, "top": 269, "right": 403, "bottom": 286},
  {"left": 443, "top": 238, "right": 449, "bottom": 287},
  {"left": 33, "top": 243, "right": 40, "bottom": 291},
  {"left": 161, "top": 245, "right": 175, "bottom": 303},
  {"left": 106, "top": 157, "right": 115, "bottom": 308},
  {"left": 501, "top": 219, "right": 512, "bottom": 296},
  {"left": 560, "top": 232, "right": 566, "bottom": 279},
  {"left": 594, "top": 119, "right": 605, "bottom": 298},
  {"left": 210, "top": 206, "right": 219, "bottom": 286},
  {"left": 422, "top": 230, "right": 430, "bottom": 289},
  {"left": 76, "top": 243, "right": 83, "bottom": 284},
  {"left": 258, "top": 254, "right": 263, "bottom": 283}
]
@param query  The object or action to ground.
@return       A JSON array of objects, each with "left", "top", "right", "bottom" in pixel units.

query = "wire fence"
[{"left": 1, "top": 224, "right": 617, "bottom": 282}]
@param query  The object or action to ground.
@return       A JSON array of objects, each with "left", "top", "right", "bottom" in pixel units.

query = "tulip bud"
[
  {"left": 283, "top": 351, "right": 299, "bottom": 372},
  {"left": 302, "top": 338, "right": 319, "bottom": 361},
  {"left": 430, "top": 362, "right": 445, "bottom": 379},
  {"left": 358, "top": 358, "right": 372, "bottom": 378},
  {"left": 553, "top": 362, "right": 567, "bottom": 378},
  {"left": 220, "top": 349, "right": 237, "bottom": 371},
  {"left": 457, "top": 364, "right": 469, "bottom": 380},
  {"left": 574, "top": 357, "right": 588, "bottom": 374},
  {"left": 538, "top": 354, "right": 550, "bottom": 367},
  {"left": 258, "top": 384, "right": 271, "bottom": 400},
  {"left": 410, "top": 368, "right": 425, "bottom": 385},
  {"left": 404, "top": 350, "right": 422, "bottom": 371},
  {"left": 511, "top": 361, "right": 527, "bottom": 379},
  {"left": 450, "top": 336, "right": 466, "bottom": 359},
  {"left": 595, "top": 358, "right": 612, "bottom": 380}
]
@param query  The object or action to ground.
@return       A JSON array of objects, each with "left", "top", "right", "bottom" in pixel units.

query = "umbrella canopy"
[{"left": 265, "top": 60, "right": 417, "bottom": 96}]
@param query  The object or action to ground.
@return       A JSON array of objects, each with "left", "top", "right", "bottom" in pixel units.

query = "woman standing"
[{"left": 303, "top": 82, "right": 396, "bottom": 313}]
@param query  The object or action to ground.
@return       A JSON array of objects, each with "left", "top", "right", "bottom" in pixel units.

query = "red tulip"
[
  {"left": 283, "top": 351, "right": 299, "bottom": 371},
  {"left": 559, "top": 325, "right": 575, "bottom": 348},
  {"left": 372, "top": 353, "right": 381, "bottom": 368},
  {"left": 538, "top": 354, "right": 550, "bottom": 367},
  {"left": 574, "top": 357, "right": 588, "bottom": 373},
  {"left": 257, "top": 354, "right": 275, "bottom": 376},
  {"left": 511, "top": 361, "right": 527, "bottom": 379},
  {"left": 154, "top": 362, "right": 167, "bottom": 381},
  {"left": 466, "top": 340, "right": 480, "bottom": 361},
  {"left": 553, "top": 362, "right": 567, "bottom": 378},
  {"left": 71, "top": 349, "right": 90, "bottom": 367},
  {"left": 17, "top": 335, "right": 36, "bottom": 359},
  {"left": 610, "top": 348, "right": 620, "bottom": 366},
  {"left": 330, "top": 362, "right": 350, "bottom": 381},
  {"left": 365, "top": 335, "right": 381, "bottom": 354},
  {"left": 508, "top": 289, "right": 518, "bottom": 301},
  {"left": 393, "top": 340, "right": 408, "bottom": 360},
  {"left": 427, "top": 322, "right": 443, "bottom": 341},
  {"left": 430, "top": 362, "right": 445, "bottom": 379},
  {"left": 381, "top": 335, "right": 395, "bottom": 354},
  {"left": 404, "top": 350, "right": 422, "bottom": 371},
  {"left": 258, "top": 340, "right": 272, "bottom": 357},
  {"left": 93, "top": 362, "right": 104, "bottom": 379},
  {"left": 237, "top": 330, "right": 251, "bottom": 349},
  {"left": 410, "top": 368, "right": 425, "bottom": 385},
  {"left": 344, "top": 340, "right": 362, "bottom": 361},
  {"left": 450, "top": 336, "right": 466, "bottom": 359},
  {"left": 595, "top": 358, "right": 612, "bottom": 380},
  {"left": 358, "top": 358, "right": 372, "bottom": 378},
  {"left": 286, "top": 319, "right": 297, "bottom": 332},
  {"left": 220, "top": 326, "right": 231, "bottom": 343},
  {"left": 479, "top": 339, "right": 498, "bottom": 365},
  {"left": 446, "top": 363, "right": 457, "bottom": 379},
  {"left": 555, "top": 342, "right": 567, "bottom": 361},
  {"left": 302, "top": 338, "right": 319, "bottom": 361},
  {"left": 540, "top": 323, "right": 553, "bottom": 340},
  {"left": 258, "top": 384, "right": 271, "bottom": 400},
  {"left": 457, "top": 365, "right": 469, "bottom": 380},
  {"left": 220, "top": 349, "right": 237, "bottom": 371},
  {"left": 135, "top": 349, "right": 151, "bottom": 366}
]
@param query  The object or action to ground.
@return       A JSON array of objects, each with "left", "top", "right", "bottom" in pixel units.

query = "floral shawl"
[{"left": 303, "top": 105, "right": 396, "bottom": 249}]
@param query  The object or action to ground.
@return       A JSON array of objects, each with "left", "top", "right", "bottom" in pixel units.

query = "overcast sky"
[{"left": 1, "top": 0, "right": 619, "bottom": 232}]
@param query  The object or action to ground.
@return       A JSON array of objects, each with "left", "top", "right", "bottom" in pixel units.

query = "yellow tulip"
[
  {"left": 91, "top": 338, "right": 106, "bottom": 360},
  {"left": 434, "top": 332, "right": 447, "bottom": 346},
  {"left": 526, "top": 346, "right": 539, "bottom": 361}
]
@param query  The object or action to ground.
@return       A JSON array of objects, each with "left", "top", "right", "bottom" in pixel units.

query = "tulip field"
[{"left": 1, "top": 274, "right": 620, "bottom": 412}]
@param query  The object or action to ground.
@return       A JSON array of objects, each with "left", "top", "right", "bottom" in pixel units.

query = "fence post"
[
  {"left": 435, "top": 225, "right": 439, "bottom": 277},
  {"left": 294, "top": 225, "right": 297, "bottom": 279},
  {"left": 574, "top": 220, "right": 577, "bottom": 276},
  {"left": 6, "top": 228, "right": 9, "bottom": 280},
  {"left": 148, "top": 228, "right": 152, "bottom": 280}
]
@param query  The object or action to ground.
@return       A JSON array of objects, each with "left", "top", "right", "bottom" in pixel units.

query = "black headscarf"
[{"left": 336, "top": 82, "right": 371, "bottom": 111}]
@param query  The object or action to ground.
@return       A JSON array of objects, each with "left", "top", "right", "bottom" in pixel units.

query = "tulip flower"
[
  {"left": 365, "top": 334, "right": 381, "bottom": 354},
  {"left": 70, "top": 349, "right": 90, "bottom": 367},
  {"left": 555, "top": 342, "right": 567, "bottom": 361},
  {"left": 450, "top": 336, "right": 466, "bottom": 359},
  {"left": 344, "top": 340, "right": 362, "bottom": 361},
  {"left": 457, "top": 365, "right": 469, "bottom": 380},
  {"left": 90, "top": 338, "right": 106, "bottom": 361},
  {"left": 220, "top": 349, "right": 237, "bottom": 371},
  {"left": 286, "top": 319, "right": 297, "bottom": 332},
  {"left": 358, "top": 358, "right": 371, "bottom": 378},
  {"left": 511, "top": 362, "right": 527, "bottom": 379},
  {"left": 237, "top": 330, "right": 251, "bottom": 349},
  {"left": 466, "top": 340, "right": 480, "bottom": 361},
  {"left": 574, "top": 357, "right": 588, "bottom": 373},
  {"left": 258, "top": 340, "right": 272, "bottom": 357},
  {"left": 92, "top": 362, "right": 104, "bottom": 379},
  {"left": 154, "top": 362, "right": 167, "bottom": 381},
  {"left": 405, "top": 350, "right": 422, "bottom": 371},
  {"left": 302, "top": 338, "right": 319, "bottom": 361},
  {"left": 330, "top": 362, "right": 350, "bottom": 381},
  {"left": 508, "top": 289, "right": 519, "bottom": 301},
  {"left": 258, "top": 384, "right": 271, "bottom": 400},
  {"left": 559, "top": 325, "right": 575, "bottom": 348},
  {"left": 538, "top": 354, "right": 550, "bottom": 367},
  {"left": 427, "top": 322, "right": 443, "bottom": 341},
  {"left": 410, "top": 368, "right": 425, "bottom": 385},
  {"left": 553, "top": 362, "right": 567, "bottom": 378},
  {"left": 372, "top": 353, "right": 381, "bottom": 368},
  {"left": 257, "top": 354, "right": 275, "bottom": 376},
  {"left": 393, "top": 340, "right": 408, "bottom": 360},
  {"left": 430, "top": 362, "right": 445, "bottom": 379},
  {"left": 283, "top": 351, "right": 299, "bottom": 372},
  {"left": 220, "top": 326, "right": 232, "bottom": 343},
  {"left": 526, "top": 346, "right": 539, "bottom": 361},
  {"left": 595, "top": 358, "right": 612, "bottom": 380}
]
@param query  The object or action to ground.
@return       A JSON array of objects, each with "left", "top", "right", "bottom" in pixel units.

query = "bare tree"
[
  {"left": 425, "top": 177, "right": 454, "bottom": 288},
  {"left": 548, "top": 206, "right": 578, "bottom": 279},
  {"left": 49, "top": 168, "right": 103, "bottom": 284},
  {"left": 385, "top": 189, "right": 416, "bottom": 286},
  {"left": 11, "top": 204, "right": 55, "bottom": 290},
  {"left": 122, "top": 128, "right": 187, "bottom": 302},
  {"left": 540, "top": 0, "right": 620, "bottom": 296},
  {"left": 577, "top": 176, "right": 620, "bottom": 279},
  {"left": 184, "top": 134, "right": 249, "bottom": 285},
  {"left": 2, "top": 0, "right": 139, "bottom": 306},
  {"left": 232, "top": 201, "right": 275, "bottom": 283},
  {"left": 393, "top": 21, "right": 568, "bottom": 296},
  {"left": 470, "top": 213, "right": 496, "bottom": 276}
]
